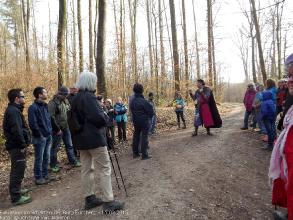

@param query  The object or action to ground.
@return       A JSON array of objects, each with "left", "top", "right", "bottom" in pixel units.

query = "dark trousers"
[
  {"left": 176, "top": 111, "right": 185, "bottom": 123},
  {"left": 117, "top": 121, "right": 127, "bottom": 141},
  {"left": 106, "top": 126, "right": 115, "bottom": 149},
  {"left": 132, "top": 125, "right": 149, "bottom": 158},
  {"left": 8, "top": 148, "right": 26, "bottom": 203},
  {"left": 263, "top": 118, "right": 276, "bottom": 147}
]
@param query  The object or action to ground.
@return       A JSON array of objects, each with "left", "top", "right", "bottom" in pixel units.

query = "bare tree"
[
  {"left": 207, "top": 0, "right": 213, "bottom": 87},
  {"left": 89, "top": 0, "right": 94, "bottom": 71},
  {"left": 169, "top": 0, "right": 180, "bottom": 92},
  {"left": 77, "top": 0, "right": 83, "bottom": 72},
  {"left": 250, "top": 0, "right": 267, "bottom": 84},
  {"left": 128, "top": 0, "right": 138, "bottom": 82},
  {"left": 57, "top": 0, "right": 66, "bottom": 88},
  {"left": 158, "top": 0, "right": 166, "bottom": 97},
  {"left": 192, "top": 0, "right": 201, "bottom": 80},
  {"left": 96, "top": 0, "right": 107, "bottom": 96},
  {"left": 181, "top": 0, "right": 189, "bottom": 99},
  {"left": 21, "top": 0, "right": 30, "bottom": 73}
]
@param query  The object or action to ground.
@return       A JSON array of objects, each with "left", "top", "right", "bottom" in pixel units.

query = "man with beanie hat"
[{"left": 48, "top": 86, "right": 80, "bottom": 172}]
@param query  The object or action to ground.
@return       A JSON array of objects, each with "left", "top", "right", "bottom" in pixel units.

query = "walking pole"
[
  {"left": 111, "top": 146, "right": 128, "bottom": 197},
  {"left": 108, "top": 152, "right": 121, "bottom": 190}
]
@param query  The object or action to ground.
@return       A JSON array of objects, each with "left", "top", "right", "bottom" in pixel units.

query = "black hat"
[{"left": 58, "top": 86, "right": 69, "bottom": 96}]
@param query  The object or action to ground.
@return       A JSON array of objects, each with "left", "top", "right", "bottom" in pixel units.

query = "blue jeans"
[
  {"left": 148, "top": 115, "right": 156, "bottom": 135},
  {"left": 263, "top": 118, "right": 276, "bottom": 147},
  {"left": 33, "top": 135, "right": 52, "bottom": 180},
  {"left": 255, "top": 111, "right": 267, "bottom": 134},
  {"left": 50, "top": 128, "right": 77, "bottom": 167}
]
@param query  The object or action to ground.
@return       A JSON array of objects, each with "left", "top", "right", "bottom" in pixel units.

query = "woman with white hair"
[{"left": 69, "top": 71, "right": 124, "bottom": 212}]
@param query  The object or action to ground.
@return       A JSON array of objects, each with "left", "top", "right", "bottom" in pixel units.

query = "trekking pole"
[
  {"left": 111, "top": 146, "right": 128, "bottom": 197},
  {"left": 108, "top": 152, "right": 121, "bottom": 190}
]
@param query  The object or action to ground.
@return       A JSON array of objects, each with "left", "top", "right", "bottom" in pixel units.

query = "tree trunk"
[
  {"left": 71, "top": 0, "right": 78, "bottom": 81},
  {"left": 163, "top": 0, "right": 173, "bottom": 76},
  {"left": 57, "top": 0, "right": 66, "bottom": 88},
  {"left": 181, "top": 0, "right": 189, "bottom": 99},
  {"left": 252, "top": 35, "right": 257, "bottom": 83},
  {"left": 192, "top": 0, "right": 201, "bottom": 80},
  {"left": 21, "top": 0, "right": 30, "bottom": 74},
  {"left": 128, "top": 0, "right": 138, "bottom": 82},
  {"left": 152, "top": 4, "right": 159, "bottom": 103},
  {"left": 77, "top": 0, "right": 83, "bottom": 72},
  {"left": 96, "top": 0, "right": 107, "bottom": 96},
  {"left": 94, "top": 0, "right": 99, "bottom": 64},
  {"left": 89, "top": 0, "right": 94, "bottom": 71},
  {"left": 146, "top": 0, "right": 154, "bottom": 85},
  {"left": 211, "top": 6, "right": 217, "bottom": 95},
  {"left": 169, "top": 0, "right": 180, "bottom": 92},
  {"left": 158, "top": 0, "right": 166, "bottom": 97},
  {"left": 250, "top": 0, "right": 267, "bottom": 85},
  {"left": 207, "top": 0, "right": 213, "bottom": 87}
]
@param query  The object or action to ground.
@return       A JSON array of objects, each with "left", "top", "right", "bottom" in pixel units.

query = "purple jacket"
[{"left": 243, "top": 89, "right": 257, "bottom": 112}]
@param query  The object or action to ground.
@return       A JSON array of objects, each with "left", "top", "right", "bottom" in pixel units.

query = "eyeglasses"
[{"left": 19, "top": 96, "right": 25, "bottom": 98}]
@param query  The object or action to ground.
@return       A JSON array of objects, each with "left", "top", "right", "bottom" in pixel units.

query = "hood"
[{"left": 262, "top": 91, "right": 273, "bottom": 101}]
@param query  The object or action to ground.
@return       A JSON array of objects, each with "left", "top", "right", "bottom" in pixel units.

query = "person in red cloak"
[
  {"left": 269, "top": 54, "right": 293, "bottom": 220},
  {"left": 189, "top": 79, "right": 222, "bottom": 136}
]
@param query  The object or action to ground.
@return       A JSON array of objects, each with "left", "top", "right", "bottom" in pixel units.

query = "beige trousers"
[{"left": 80, "top": 146, "right": 114, "bottom": 202}]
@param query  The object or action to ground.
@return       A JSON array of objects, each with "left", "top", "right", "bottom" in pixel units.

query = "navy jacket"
[
  {"left": 3, "top": 103, "right": 31, "bottom": 150},
  {"left": 28, "top": 100, "right": 52, "bottom": 138},
  {"left": 261, "top": 91, "right": 276, "bottom": 121},
  {"left": 70, "top": 90, "right": 108, "bottom": 150},
  {"left": 130, "top": 93, "right": 154, "bottom": 128}
]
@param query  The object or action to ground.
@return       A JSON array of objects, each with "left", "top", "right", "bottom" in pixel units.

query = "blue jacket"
[
  {"left": 114, "top": 103, "right": 128, "bottom": 123},
  {"left": 173, "top": 98, "right": 185, "bottom": 112},
  {"left": 130, "top": 93, "right": 154, "bottom": 128},
  {"left": 28, "top": 100, "right": 52, "bottom": 138},
  {"left": 261, "top": 91, "right": 276, "bottom": 121},
  {"left": 266, "top": 87, "right": 277, "bottom": 102}
]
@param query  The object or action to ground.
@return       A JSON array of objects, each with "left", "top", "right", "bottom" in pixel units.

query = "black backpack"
[{"left": 67, "top": 104, "right": 83, "bottom": 135}]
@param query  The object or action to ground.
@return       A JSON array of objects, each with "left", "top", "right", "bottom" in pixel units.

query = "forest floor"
[{"left": 0, "top": 104, "right": 275, "bottom": 220}]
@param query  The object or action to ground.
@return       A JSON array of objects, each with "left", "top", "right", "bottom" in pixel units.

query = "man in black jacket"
[
  {"left": 130, "top": 83, "right": 154, "bottom": 160},
  {"left": 71, "top": 71, "right": 124, "bottom": 212},
  {"left": 3, "top": 89, "right": 32, "bottom": 205}
]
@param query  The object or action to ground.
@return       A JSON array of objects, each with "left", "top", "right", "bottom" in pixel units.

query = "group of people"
[
  {"left": 241, "top": 53, "right": 293, "bottom": 220},
  {"left": 2, "top": 68, "right": 161, "bottom": 213}
]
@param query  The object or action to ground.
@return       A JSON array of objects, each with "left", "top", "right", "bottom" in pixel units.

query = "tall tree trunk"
[
  {"left": 146, "top": 0, "right": 154, "bottom": 84},
  {"left": 250, "top": 0, "right": 267, "bottom": 84},
  {"left": 276, "top": 3, "right": 283, "bottom": 80},
  {"left": 96, "top": 0, "right": 107, "bottom": 96},
  {"left": 120, "top": 0, "right": 127, "bottom": 99},
  {"left": 207, "top": 0, "right": 213, "bottom": 87},
  {"left": 57, "top": 0, "right": 66, "bottom": 88},
  {"left": 71, "top": 0, "right": 78, "bottom": 81},
  {"left": 158, "top": 0, "right": 166, "bottom": 97},
  {"left": 21, "top": 0, "right": 30, "bottom": 74},
  {"left": 89, "top": 0, "right": 94, "bottom": 71},
  {"left": 169, "top": 0, "right": 180, "bottom": 92},
  {"left": 211, "top": 8, "right": 217, "bottom": 95},
  {"left": 77, "top": 0, "right": 83, "bottom": 72},
  {"left": 128, "top": 0, "right": 138, "bottom": 82},
  {"left": 152, "top": 4, "right": 159, "bottom": 102},
  {"left": 94, "top": 0, "right": 99, "bottom": 64},
  {"left": 252, "top": 35, "right": 257, "bottom": 83},
  {"left": 192, "top": 0, "right": 200, "bottom": 80},
  {"left": 182, "top": 0, "right": 189, "bottom": 99}
]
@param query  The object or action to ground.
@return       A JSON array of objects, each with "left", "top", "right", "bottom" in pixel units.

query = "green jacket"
[{"left": 48, "top": 96, "right": 70, "bottom": 131}]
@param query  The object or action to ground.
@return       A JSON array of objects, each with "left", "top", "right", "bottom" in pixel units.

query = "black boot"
[
  {"left": 273, "top": 210, "right": 288, "bottom": 220},
  {"left": 103, "top": 200, "right": 125, "bottom": 214},
  {"left": 192, "top": 127, "right": 198, "bottom": 136},
  {"left": 206, "top": 128, "right": 212, "bottom": 136},
  {"left": 177, "top": 122, "right": 181, "bottom": 130},
  {"left": 182, "top": 121, "right": 186, "bottom": 129},
  {"left": 85, "top": 195, "right": 104, "bottom": 210}
]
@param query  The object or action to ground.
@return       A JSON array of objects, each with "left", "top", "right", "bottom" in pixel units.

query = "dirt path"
[{"left": 0, "top": 107, "right": 274, "bottom": 220}]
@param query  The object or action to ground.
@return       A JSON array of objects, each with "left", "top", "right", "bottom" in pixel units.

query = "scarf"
[{"left": 269, "top": 105, "right": 293, "bottom": 187}]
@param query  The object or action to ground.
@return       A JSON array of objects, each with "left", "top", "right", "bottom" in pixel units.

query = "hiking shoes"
[
  {"left": 50, "top": 165, "right": 60, "bottom": 173},
  {"left": 20, "top": 188, "right": 32, "bottom": 195},
  {"left": 103, "top": 201, "right": 125, "bottom": 214},
  {"left": 13, "top": 195, "right": 32, "bottom": 206},
  {"left": 74, "top": 160, "right": 81, "bottom": 167},
  {"left": 84, "top": 195, "right": 104, "bottom": 210},
  {"left": 141, "top": 156, "right": 152, "bottom": 160},
  {"left": 35, "top": 178, "right": 49, "bottom": 185},
  {"left": 240, "top": 127, "right": 248, "bottom": 130}
]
